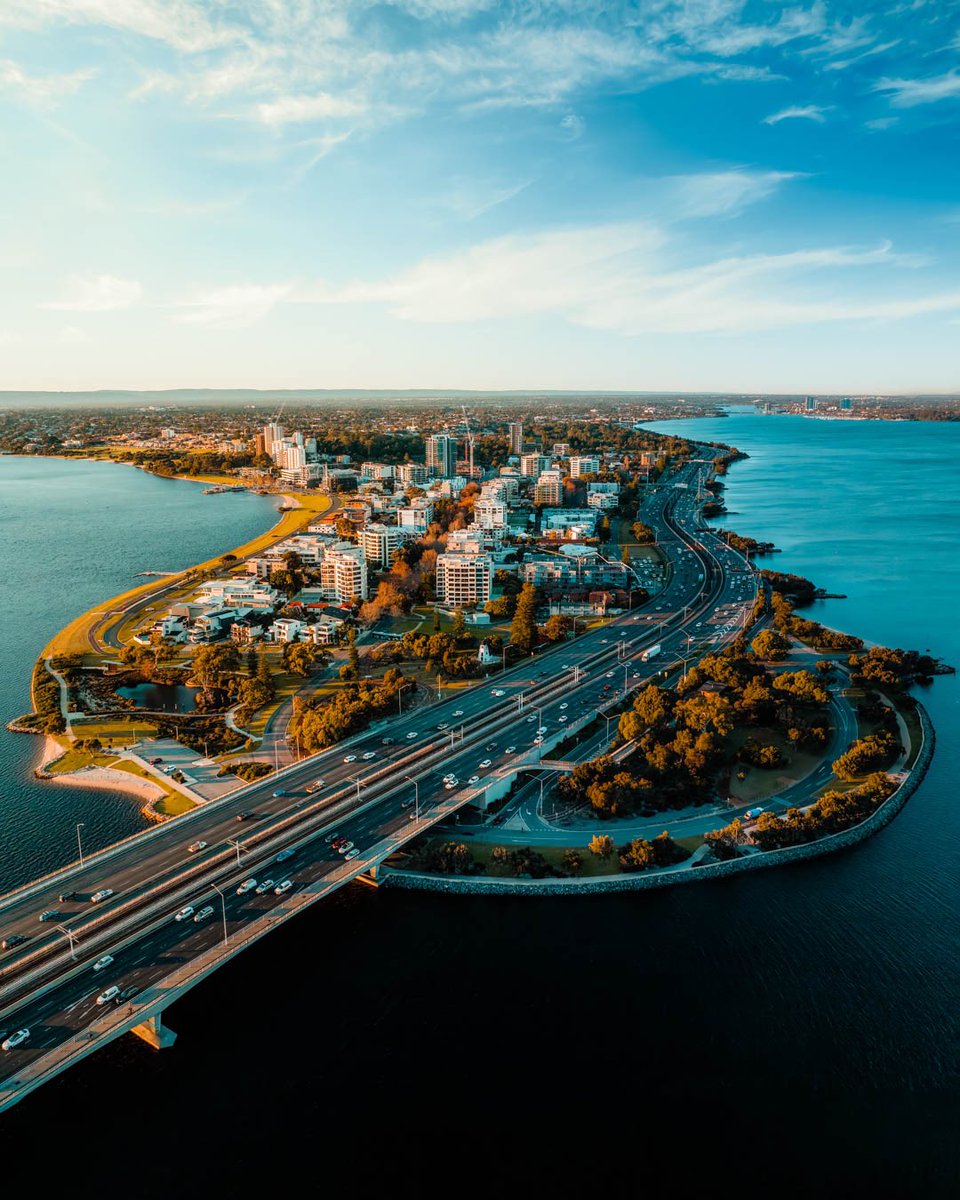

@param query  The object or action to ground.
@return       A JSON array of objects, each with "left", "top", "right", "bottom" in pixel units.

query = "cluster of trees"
[
  {"left": 738, "top": 737, "right": 784, "bottom": 768},
  {"left": 371, "top": 619, "right": 485, "bottom": 679},
  {"left": 288, "top": 667, "right": 413, "bottom": 753},
  {"left": 722, "top": 530, "right": 777, "bottom": 557},
  {"left": 618, "top": 831, "right": 690, "bottom": 872},
  {"left": 489, "top": 845, "right": 551, "bottom": 878},
  {"left": 750, "top": 628, "right": 790, "bottom": 661},
  {"left": 153, "top": 714, "right": 245, "bottom": 755},
  {"left": 847, "top": 645, "right": 945, "bottom": 691},
  {"left": 771, "top": 592, "right": 863, "bottom": 652},
  {"left": 235, "top": 649, "right": 276, "bottom": 722},
  {"left": 750, "top": 773, "right": 895, "bottom": 849},
  {"left": 32, "top": 660, "right": 66, "bottom": 733},
  {"left": 760, "top": 570, "right": 823, "bottom": 606},
  {"left": 484, "top": 570, "right": 522, "bottom": 619},
  {"left": 559, "top": 756, "right": 656, "bottom": 818},
  {"left": 832, "top": 731, "right": 900, "bottom": 781},
  {"left": 407, "top": 840, "right": 476, "bottom": 875},
  {"left": 118, "top": 449, "right": 256, "bottom": 476},
  {"left": 217, "top": 760, "right": 273, "bottom": 781}
]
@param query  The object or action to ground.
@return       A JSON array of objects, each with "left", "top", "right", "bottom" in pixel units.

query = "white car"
[
  {"left": 406, "top": 732, "right": 418, "bottom": 739},
  {"left": 90, "top": 889, "right": 114, "bottom": 904},
  {"left": 533, "top": 736, "right": 544, "bottom": 745},
  {"left": 505, "top": 746, "right": 516, "bottom": 753},
  {"left": 343, "top": 754, "right": 357, "bottom": 763},
  {"left": 274, "top": 880, "right": 293, "bottom": 895},
  {"left": 362, "top": 751, "right": 376, "bottom": 761},
  {"left": 559, "top": 703, "right": 568, "bottom": 710},
  {"left": 92, "top": 955, "right": 114, "bottom": 972},
  {"left": 452, "top": 710, "right": 463, "bottom": 717},
  {"left": 187, "top": 841, "right": 208, "bottom": 854},
  {"left": 345, "top": 849, "right": 360, "bottom": 861},
  {"left": 491, "top": 689, "right": 505, "bottom": 697},
  {"left": 537, "top": 727, "right": 547, "bottom": 735},
  {"left": 235, "top": 879, "right": 257, "bottom": 896},
  {"left": 479, "top": 759, "right": 492, "bottom": 769},
  {"left": 437, "top": 722, "right": 449, "bottom": 730},
  {"left": 255, "top": 879, "right": 275, "bottom": 895},
  {"left": 96, "top": 986, "right": 120, "bottom": 1007},
  {"left": 468, "top": 776, "right": 480, "bottom": 784},
  {"left": 174, "top": 906, "right": 194, "bottom": 922},
  {"left": 559, "top": 715, "right": 568, "bottom": 722},
  {"left": 605, "top": 672, "right": 614, "bottom": 679},
  {"left": 444, "top": 780, "right": 458, "bottom": 790},
  {"left": 526, "top": 715, "right": 536, "bottom": 723},
  {"left": 1, "top": 1028, "right": 30, "bottom": 1051},
  {"left": 600, "top": 638, "right": 608, "bottom": 644},
  {"left": 337, "top": 842, "right": 354, "bottom": 854}
]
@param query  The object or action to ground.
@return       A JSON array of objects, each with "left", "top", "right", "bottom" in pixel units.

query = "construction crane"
[{"left": 460, "top": 403, "right": 475, "bottom": 476}]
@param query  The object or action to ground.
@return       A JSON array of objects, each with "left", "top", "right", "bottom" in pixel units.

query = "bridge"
[{"left": 0, "top": 458, "right": 758, "bottom": 1111}]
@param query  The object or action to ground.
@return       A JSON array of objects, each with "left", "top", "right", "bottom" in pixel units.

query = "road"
[{"left": 0, "top": 455, "right": 758, "bottom": 1106}]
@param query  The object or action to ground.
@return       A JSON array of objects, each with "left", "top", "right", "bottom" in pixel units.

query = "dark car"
[
  {"left": 1, "top": 934, "right": 27, "bottom": 950},
  {"left": 117, "top": 985, "right": 140, "bottom": 1003},
  {"left": 58, "top": 891, "right": 78, "bottom": 903},
  {"left": 38, "top": 910, "right": 58, "bottom": 922},
  {"left": 149, "top": 757, "right": 163, "bottom": 765},
  {"left": 235, "top": 812, "right": 252, "bottom": 822}
]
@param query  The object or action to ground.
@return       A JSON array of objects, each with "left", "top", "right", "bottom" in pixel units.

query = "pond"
[{"left": 114, "top": 682, "right": 200, "bottom": 712}]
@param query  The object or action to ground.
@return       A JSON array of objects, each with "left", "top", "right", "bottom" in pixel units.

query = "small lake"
[{"left": 114, "top": 683, "right": 200, "bottom": 712}]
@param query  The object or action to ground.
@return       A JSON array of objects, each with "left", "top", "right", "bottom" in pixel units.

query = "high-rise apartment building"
[
  {"left": 436, "top": 552, "right": 492, "bottom": 606},
  {"left": 319, "top": 543, "right": 367, "bottom": 603},
  {"left": 569, "top": 455, "right": 600, "bottom": 478},
  {"left": 425, "top": 433, "right": 458, "bottom": 478},
  {"left": 508, "top": 421, "right": 524, "bottom": 455}
]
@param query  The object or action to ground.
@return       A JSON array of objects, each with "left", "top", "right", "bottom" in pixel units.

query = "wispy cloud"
[
  {"left": 763, "top": 104, "right": 831, "bottom": 125},
  {"left": 0, "top": 58, "right": 95, "bottom": 104},
  {"left": 255, "top": 93, "right": 367, "bottom": 127},
  {"left": 0, "top": 0, "right": 233, "bottom": 54},
  {"left": 172, "top": 283, "right": 292, "bottom": 329},
  {"left": 669, "top": 170, "right": 800, "bottom": 218},
  {"left": 875, "top": 71, "right": 960, "bottom": 107},
  {"left": 40, "top": 275, "right": 142, "bottom": 312}
]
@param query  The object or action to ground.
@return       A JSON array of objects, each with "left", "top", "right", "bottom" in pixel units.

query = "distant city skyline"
[{"left": 1, "top": 1, "right": 959, "bottom": 392}]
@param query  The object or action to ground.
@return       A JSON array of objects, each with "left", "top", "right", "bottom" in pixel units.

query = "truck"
[{"left": 641, "top": 644, "right": 662, "bottom": 662}]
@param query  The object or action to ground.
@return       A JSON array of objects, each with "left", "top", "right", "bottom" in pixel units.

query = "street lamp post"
[
  {"left": 210, "top": 882, "right": 228, "bottom": 947},
  {"left": 227, "top": 836, "right": 243, "bottom": 868},
  {"left": 76, "top": 823, "right": 85, "bottom": 868},
  {"left": 57, "top": 924, "right": 78, "bottom": 961},
  {"left": 404, "top": 774, "right": 420, "bottom": 823},
  {"left": 349, "top": 774, "right": 362, "bottom": 801}
]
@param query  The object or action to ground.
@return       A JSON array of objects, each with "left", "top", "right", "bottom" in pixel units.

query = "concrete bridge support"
[{"left": 131, "top": 1012, "right": 177, "bottom": 1050}]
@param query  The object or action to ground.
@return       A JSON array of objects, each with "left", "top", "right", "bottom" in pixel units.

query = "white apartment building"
[
  {"left": 587, "top": 481, "right": 620, "bottom": 494},
  {"left": 587, "top": 490, "right": 619, "bottom": 511},
  {"left": 425, "top": 433, "right": 458, "bottom": 478},
  {"left": 195, "top": 579, "right": 279, "bottom": 610},
  {"left": 520, "top": 452, "right": 551, "bottom": 477},
  {"left": 270, "top": 618, "right": 304, "bottom": 643},
  {"left": 279, "top": 463, "right": 322, "bottom": 487},
  {"left": 552, "top": 443, "right": 570, "bottom": 457},
  {"left": 319, "top": 543, "right": 368, "bottom": 603},
  {"left": 398, "top": 499, "right": 435, "bottom": 531},
  {"left": 474, "top": 497, "right": 508, "bottom": 529},
  {"left": 358, "top": 522, "right": 412, "bottom": 570},
  {"left": 508, "top": 421, "right": 524, "bottom": 455},
  {"left": 535, "top": 469, "right": 563, "bottom": 506},
  {"left": 396, "top": 463, "right": 431, "bottom": 485},
  {"left": 436, "top": 552, "right": 492, "bottom": 607},
  {"left": 360, "top": 462, "right": 395, "bottom": 481},
  {"left": 569, "top": 455, "right": 600, "bottom": 478}
]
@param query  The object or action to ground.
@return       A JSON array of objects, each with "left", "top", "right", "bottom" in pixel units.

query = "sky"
[{"left": 1, "top": 0, "right": 960, "bottom": 394}]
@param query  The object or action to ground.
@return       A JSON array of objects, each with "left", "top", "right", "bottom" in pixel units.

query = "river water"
[{"left": 2, "top": 425, "right": 959, "bottom": 1195}]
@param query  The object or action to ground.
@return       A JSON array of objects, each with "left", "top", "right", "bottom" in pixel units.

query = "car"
[
  {"left": 92, "top": 954, "right": 114, "bottom": 972},
  {"left": 323, "top": 832, "right": 340, "bottom": 844},
  {"left": 235, "top": 812, "right": 252, "bottom": 822},
  {"left": 468, "top": 775, "right": 480, "bottom": 784},
  {"left": 275, "top": 848, "right": 295, "bottom": 863},
  {"left": 401, "top": 797, "right": 414, "bottom": 809},
  {"left": 406, "top": 732, "right": 418, "bottom": 739},
  {"left": 485, "top": 743, "right": 497, "bottom": 751},
  {"left": 745, "top": 807, "right": 766, "bottom": 820},
  {"left": 345, "top": 849, "right": 360, "bottom": 861},
  {"left": 525, "top": 715, "right": 536, "bottom": 723},
  {"left": 443, "top": 774, "right": 455, "bottom": 782},
  {"left": 174, "top": 906, "right": 194, "bottom": 922},
  {"left": 96, "top": 986, "right": 121, "bottom": 1006},
  {"left": 605, "top": 672, "right": 614, "bottom": 679},
  {"left": 491, "top": 689, "right": 505, "bottom": 697},
  {"left": 562, "top": 664, "right": 570, "bottom": 669},
  {"left": 90, "top": 889, "right": 114, "bottom": 904},
  {"left": 603, "top": 685, "right": 611, "bottom": 692},
  {"left": 235, "top": 879, "right": 257, "bottom": 896},
  {"left": 162, "top": 765, "right": 177, "bottom": 775},
  {"left": 452, "top": 710, "right": 463, "bottom": 717},
  {"left": 601, "top": 638, "right": 608, "bottom": 644},
  {"left": 274, "top": 880, "right": 293, "bottom": 895},
  {"left": 381, "top": 737, "right": 395, "bottom": 745},
  {"left": 343, "top": 754, "right": 357, "bottom": 763},
  {"left": 255, "top": 879, "right": 275, "bottom": 895},
  {"left": 38, "top": 910, "right": 58, "bottom": 922},
  {"left": 505, "top": 745, "right": 517, "bottom": 753},
  {"left": 533, "top": 736, "right": 544, "bottom": 745},
  {"left": 2, "top": 935, "right": 26, "bottom": 951},
  {"left": 118, "top": 985, "right": 140, "bottom": 1003},
  {"left": 149, "top": 756, "right": 163, "bottom": 765},
  {"left": 620, "top": 631, "right": 627, "bottom": 638},
  {"left": 444, "top": 780, "right": 458, "bottom": 790},
  {"left": 187, "top": 841, "right": 208, "bottom": 853},
  {"left": 58, "top": 891, "right": 78, "bottom": 903},
  {"left": 1, "top": 1029, "right": 30, "bottom": 1051},
  {"left": 272, "top": 788, "right": 287, "bottom": 798},
  {"left": 362, "top": 751, "right": 376, "bottom": 761},
  {"left": 479, "top": 759, "right": 492, "bottom": 769},
  {"left": 559, "top": 715, "right": 568, "bottom": 722},
  {"left": 437, "top": 722, "right": 449, "bottom": 730},
  {"left": 193, "top": 906, "right": 215, "bottom": 923},
  {"left": 559, "top": 703, "right": 568, "bottom": 710},
  {"left": 337, "top": 841, "right": 354, "bottom": 854},
  {"left": 305, "top": 779, "right": 324, "bottom": 794},
  {"left": 331, "top": 835, "right": 345, "bottom": 848}
]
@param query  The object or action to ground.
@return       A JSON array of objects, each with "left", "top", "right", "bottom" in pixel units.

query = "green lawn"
[
  {"left": 726, "top": 725, "right": 826, "bottom": 804},
  {"left": 71, "top": 718, "right": 159, "bottom": 742}
]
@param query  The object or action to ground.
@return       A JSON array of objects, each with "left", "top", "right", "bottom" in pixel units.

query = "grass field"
[
  {"left": 70, "top": 718, "right": 159, "bottom": 742},
  {"left": 726, "top": 725, "right": 824, "bottom": 804}
]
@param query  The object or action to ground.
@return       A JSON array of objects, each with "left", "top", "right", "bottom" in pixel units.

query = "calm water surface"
[{"left": 2, "top": 426, "right": 959, "bottom": 1195}]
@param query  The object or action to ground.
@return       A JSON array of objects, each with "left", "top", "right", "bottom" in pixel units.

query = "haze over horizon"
[{"left": 2, "top": 1, "right": 959, "bottom": 393}]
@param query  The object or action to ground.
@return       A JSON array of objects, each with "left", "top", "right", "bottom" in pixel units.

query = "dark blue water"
[
  {"left": 0, "top": 456, "right": 279, "bottom": 887},
  {"left": 2, "top": 426, "right": 959, "bottom": 1196},
  {"left": 114, "top": 683, "right": 199, "bottom": 712}
]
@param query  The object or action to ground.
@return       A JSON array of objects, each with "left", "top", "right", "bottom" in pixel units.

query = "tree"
[
  {"left": 451, "top": 608, "right": 467, "bottom": 643},
  {"left": 346, "top": 628, "right": 360, "bottom": 680},
  {"left": 631, "top": 521, "right": 655, "bottom": 544},
  {"left": 509, "top": 583, "right": 539, "bottom": 654},
  {"left": 255, "top": 647, "right": 275, "bottom": 697},
  {"left": 245, "top": 648, "right": 257, "bottom": 676},
  {"left": 433, "top": 608, "right": 442, "bottom": 633},
  {"left": 751, "top": 628, "right": 790, "bottom": 661},
  {"left": 542, "top": 614, "right": 571, "bottom": 642},
  {"left": 562, "top": 848, "right": 584, "bottom": 875},
  {"left": 588, "top": 834, "right": 615, "bottom": 859}
]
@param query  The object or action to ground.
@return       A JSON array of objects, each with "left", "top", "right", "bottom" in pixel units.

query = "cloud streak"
[
  {"left": 40, "top": 275, "right": 142, "bottom": 311},
  {"left": 763, "top": 104, "right": 831, "bottom": 124}
]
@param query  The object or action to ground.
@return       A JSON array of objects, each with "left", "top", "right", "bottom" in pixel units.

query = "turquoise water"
[
  {"left": 1, "top": 424, "right": 959, "bottom": 1190},
  {"left": 0, "top": 456, "right": 279, "bottom": 887}
]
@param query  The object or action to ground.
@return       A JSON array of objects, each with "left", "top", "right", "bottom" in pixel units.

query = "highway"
[{"left": 0, "top": 456, "right": 758, "bottom": 1107}]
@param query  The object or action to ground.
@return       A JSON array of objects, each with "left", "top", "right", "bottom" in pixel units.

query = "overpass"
[{"left": 0, "top": 457, "right": 758, "bottom": 1111}]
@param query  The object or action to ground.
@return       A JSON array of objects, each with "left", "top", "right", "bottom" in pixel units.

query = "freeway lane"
[{"left": 0, "top": 456, "right": 761, "bottom": 1099}]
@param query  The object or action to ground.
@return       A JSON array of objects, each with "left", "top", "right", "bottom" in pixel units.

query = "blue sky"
[{"left": 1, "top": 0, "right": 960, "bottom": 392}]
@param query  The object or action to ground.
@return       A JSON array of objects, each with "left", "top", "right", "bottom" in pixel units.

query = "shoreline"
[{"left": 36, "top": 736, "right": 164, "bottom": 808}]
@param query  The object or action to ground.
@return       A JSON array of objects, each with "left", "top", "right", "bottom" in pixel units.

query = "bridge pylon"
[{"left": 131, "top": 1012, "right": 177, "bottom": 1050}]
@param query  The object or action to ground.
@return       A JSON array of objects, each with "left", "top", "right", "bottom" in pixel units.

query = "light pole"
[
  {"left": 57, "top": 924, "right": 78, "bottom": 961},
  {"left": 227, "top": 836, "right": 243, "bottom": 868},
  {"left": 76, "top": 823, "right": 85, "bottom": 867},
  {"left": 605, "top": 712, "right": 615, "bottom": 744},
  {"left": 210, "top": 882, "right": 228, "bottom": 947},
  {"left": 404, "top": 774, "right": 420, "bottom": 824},
  {"left": 349, "top": 774, "right": 362, "bottom": 801},
  {"left": 623, "top": 662, "right": 629, "bottom": 694}
]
